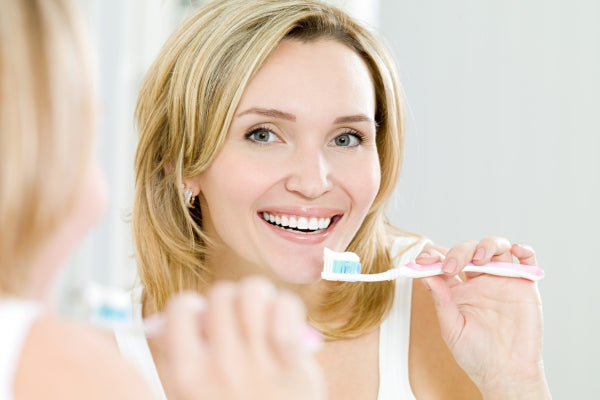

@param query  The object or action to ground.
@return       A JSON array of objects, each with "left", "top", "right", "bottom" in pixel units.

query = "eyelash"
[
  {"left": 337, "top": 129, "right": 366, "bottom": 145},
  {"left": 243, "top": 126, "right": 367, "bottom": 146},
  {"left": 244, "top": 125, "right": 277, "bottom": 144}
]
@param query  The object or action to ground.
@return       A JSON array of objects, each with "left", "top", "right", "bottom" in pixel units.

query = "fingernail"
[
  {"left": 442, "top": 258, "right": 457, "bottom": 274},
  {"left": 518, "top": 243, "right": 534, "bottom": 252},
  {"left": 421, "top": 278, "right": 432, "bottom": 291},
  {"left": 473, "top": 247, "right": 485, "bottom": 262},
  {"left": 142, "top": 314, "right": 165, "bottom": 338}
]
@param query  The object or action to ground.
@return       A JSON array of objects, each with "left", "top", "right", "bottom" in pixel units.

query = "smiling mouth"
[{"left": 260, "top": 212, "right": 338, "bottom": 234}]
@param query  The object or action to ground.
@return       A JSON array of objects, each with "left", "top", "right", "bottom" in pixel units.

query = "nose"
[{"left": 285, "top": 149, "right": 332, "bottom": 199}]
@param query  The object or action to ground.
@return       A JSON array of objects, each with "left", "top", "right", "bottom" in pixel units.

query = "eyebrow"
[
  {"left": 236, "top": 107, "right": 375, "bottom": 125},
  {"left": 333, "top": 114, "right": 375, "bottom": 124},
  {"left": 236, "top": 107, "right": 296, "bottom": 121}
]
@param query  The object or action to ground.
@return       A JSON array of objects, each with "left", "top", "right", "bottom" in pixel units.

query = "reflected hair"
[
  {"left": 133, "top": 0, "right": 412, "bottom": 338},
  {"left": 0, "top": 0, "right": 95, "bottom": 295}
]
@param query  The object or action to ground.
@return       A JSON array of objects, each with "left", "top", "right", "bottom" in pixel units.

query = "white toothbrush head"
[{"left": 321, "top": 248, "right": 399, "bottom": 282}]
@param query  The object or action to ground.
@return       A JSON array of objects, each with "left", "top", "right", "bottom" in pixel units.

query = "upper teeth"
[{"left": 262, "top": 212, "right": 331, "bottom": 231}]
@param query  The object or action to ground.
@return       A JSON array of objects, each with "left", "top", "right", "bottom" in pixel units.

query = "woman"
[
  {"left": 0, "top": 0, "right": 323, "bottom": 399},
  {"left": 127, "top": 0, "right": 551, "bottom": 398}
]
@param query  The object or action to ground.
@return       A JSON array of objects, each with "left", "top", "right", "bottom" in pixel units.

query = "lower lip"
[{"left": 259, "top": 215, "right": 337, "bottom": 244}]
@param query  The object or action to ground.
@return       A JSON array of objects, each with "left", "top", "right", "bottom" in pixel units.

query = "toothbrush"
[
  {"left": 321, "top": 248, "right": 545, "bottom": 282},
  {"left": 84, "top": 282, "right": 162, "bottom": 336},
  {"left": 84, "top": 282, "right": 323, "bottom": 352}
]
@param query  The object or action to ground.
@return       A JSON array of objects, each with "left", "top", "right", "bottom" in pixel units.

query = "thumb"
[
  {"left": 160, "top": 292, "right": 207, "bottom": 388},
  {"left": 422, "top": 276, "right": 464, "bottom": 347}
]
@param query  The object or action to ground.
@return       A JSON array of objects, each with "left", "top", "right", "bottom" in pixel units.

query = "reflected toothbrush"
[{"left": 84, "top": 282, "right": 323, "bottom": 352}]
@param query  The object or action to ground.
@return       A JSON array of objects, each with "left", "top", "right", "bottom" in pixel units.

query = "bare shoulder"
[
  {"left": 408, "top": 280, "right": 482, "bottom": 400},
  {"left": 14, "top": 315, "right": 152, "bottom": 400}
]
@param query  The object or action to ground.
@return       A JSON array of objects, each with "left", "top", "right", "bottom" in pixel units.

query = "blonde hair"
[
  {"left": 0, "top": 0, "right": 95, "bottom": 295},
  {"left": 134, "top": 0, "right": 410, "bottom": 338}
]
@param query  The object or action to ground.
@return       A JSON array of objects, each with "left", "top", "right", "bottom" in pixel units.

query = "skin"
[
  {"left": 163, "top": 38, "right": 550, "bottom": 399},
  {"left": 186, "top": 39, "right": 380, "bottom": 290},
  {"left": 5, "top": 2, "right": 324, "bottom": 397},
  {"left": 151, "top": 279, "right": 325, "bottom": 400},
  {"left": 13, "top": 162, "right": 154, "bottom": 400},
  {"left": 16, "top": 164, "right": 325, "bottom": 400}
]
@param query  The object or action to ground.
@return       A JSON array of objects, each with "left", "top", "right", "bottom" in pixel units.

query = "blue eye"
[
  {"left": 246, "top": 127, "right": 277, "bottom": 143},
  {"left": 332, "top": 132, "right": 363, "bottom": 147}
]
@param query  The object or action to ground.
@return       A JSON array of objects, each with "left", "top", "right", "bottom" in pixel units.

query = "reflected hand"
[{"left": 157, "top": 277, "right": 325, "bottom": 400}]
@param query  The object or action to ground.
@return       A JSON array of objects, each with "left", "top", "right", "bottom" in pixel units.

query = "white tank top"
[
  {"left": 0, "top": 299, "right": 41, "bottom": 400},
  {"left": 378, "top": 235, "right": 429, "bottom": 399},
  {"left": 115, "top": 234, "right": 429, "bottom": 400},
  {"left": 113, "top": 287, "right": 167, "bottom": 400}
]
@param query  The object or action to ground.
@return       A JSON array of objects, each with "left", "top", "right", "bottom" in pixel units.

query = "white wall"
[{"left": 380, "top": 0, "right": 600, "bottom": 397}]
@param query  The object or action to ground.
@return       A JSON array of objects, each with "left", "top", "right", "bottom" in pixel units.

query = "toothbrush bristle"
[
  {"left": 331, "top": 259, "right": 362, "bottom": 274},
  {"left": 323, "top": 247, "right": 362, "bottom": 275}
]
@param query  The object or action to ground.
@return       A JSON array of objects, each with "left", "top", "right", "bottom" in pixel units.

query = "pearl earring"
[{"left": 183, "top": 187, "right": 195, "bottom": 208}]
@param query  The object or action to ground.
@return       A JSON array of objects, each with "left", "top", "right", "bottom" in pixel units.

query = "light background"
[{"left": 56, "top": 0, "right": 599, "bottom": 398}]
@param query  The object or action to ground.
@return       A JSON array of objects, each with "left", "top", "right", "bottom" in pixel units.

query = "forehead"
[{"left": 237, "top": 38, "right": 376, "bottom": 117}]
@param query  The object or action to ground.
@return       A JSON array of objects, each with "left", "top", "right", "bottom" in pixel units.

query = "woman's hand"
[
  {"left": 416, "top": 238, "right": 551, "bottom": 399},
  {"left": 157, "top": 277, "right": 325, "bottom": 400}
]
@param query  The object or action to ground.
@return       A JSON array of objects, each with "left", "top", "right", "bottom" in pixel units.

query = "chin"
[
  {"left": 251, "top": 245, "right": 329, "bottom": 284},
  {"left": 270, "top": 263, "right": 323, "bottom": 285}
]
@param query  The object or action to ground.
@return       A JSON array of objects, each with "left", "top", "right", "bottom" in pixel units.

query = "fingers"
[
  {"left": 207, "top": 281, "right": 246, "bottom": 380},
  {"left": 473, "top": 236, "right": 513, "bottom": 264},
  {"left": 442, "top": 237, "right": 512, "bottom": 276},
  {"left": 233, "top": 277, "right": 314, "bottom": 366},
  {"left": 159, "top": 292, "right": 207, "bottom": 395},
  {"left": 271, "top": 289, "right": 308, "bottom": 365},
  {"left": 511, "top": 243, "right": 537, "bottom": 266},
  {"left": 237, "top": 277, "right": 277, "bottom": 365},
  {"left": 415, "top": 243, "right": 448, "bottom": 264},
  {"left": 159, "top": 277, "right": 324, "bottom": 400}
]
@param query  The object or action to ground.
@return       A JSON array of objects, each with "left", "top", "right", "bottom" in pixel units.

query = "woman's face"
[{"left": 193, "top": 38, "right": 380, "bottom": 283}]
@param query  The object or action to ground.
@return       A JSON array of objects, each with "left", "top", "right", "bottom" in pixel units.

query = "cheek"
[
  {"left": 70, "top": 162, "right": 108, "bottom": 237},
  {"left": 219, "top": 156, "right": 261, "bottom": 192},
  {"left": 83, "top": 162, "right": 109, "bottom": 225},
  {"left": 341, "top": 152, "right": 381, "bottom": 208},
  {"left": 199, "top": 154, "right": 270, "bottom": 219}
]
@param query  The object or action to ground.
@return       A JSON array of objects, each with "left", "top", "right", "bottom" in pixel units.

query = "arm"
[{"left": 14, "top": 317, "right": 154, "bottom": 400}]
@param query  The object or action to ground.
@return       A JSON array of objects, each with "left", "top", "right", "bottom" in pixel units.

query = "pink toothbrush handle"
[{"left": 405, "top": 261, "right": 545, "bottom": 281}]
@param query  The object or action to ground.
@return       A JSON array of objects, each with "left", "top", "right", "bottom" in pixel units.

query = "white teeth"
[
  {"left": 297, "top": 217, "right": 308, "bottom": 230},
  {"left": 318, "top": 218, "right": 328, "bottom": 229},
  {"left": 261, "top": 212, "right": 331, "bottom": 232}
]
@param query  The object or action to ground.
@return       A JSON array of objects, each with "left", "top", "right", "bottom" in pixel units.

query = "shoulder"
[
  {"left": 14, "top": 315, "right": 153, "bottom": 400},
  {"left": 408, "top": 280, "right": 482, "bottom": 399}
]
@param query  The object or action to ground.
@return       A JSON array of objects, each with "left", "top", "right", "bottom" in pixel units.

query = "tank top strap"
[{"left": 0, "top": 299, "right": 41, "bottom": 400}]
